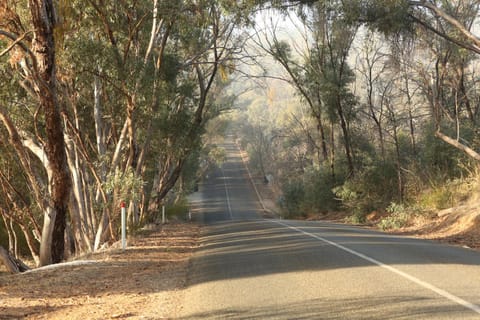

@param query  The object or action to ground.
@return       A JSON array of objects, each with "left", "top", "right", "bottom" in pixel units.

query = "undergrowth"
[{"left": 377, "top": 202, "right": 410, "bottom": 230}]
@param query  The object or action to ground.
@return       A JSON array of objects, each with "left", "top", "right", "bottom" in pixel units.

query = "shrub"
[
  {"left": 303, "top": 167, "right": 339, "bottom": 213},
  {"left": 345, "top": 210, "right": 367, "bottom": 224},
  {"left": 281, "top": 180, "right": 305, "bottom": 218},
  {"left": 377, "top": 202, "right": 411, "bottom": 230},
  {"left": 419, "top": 176, "right": 475, "bottom": 210},
  {"left": 334, "top": 160, "right": 398, "bottom": 218}
]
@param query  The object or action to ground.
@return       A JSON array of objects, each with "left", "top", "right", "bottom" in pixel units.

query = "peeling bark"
[{"left": 29, "top": 0, "right": 71, "bottom": 265}]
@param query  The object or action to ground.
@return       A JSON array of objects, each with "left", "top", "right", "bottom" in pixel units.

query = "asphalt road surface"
[{"left": 181, "top": 136, "right": 480, "bottom": 319}]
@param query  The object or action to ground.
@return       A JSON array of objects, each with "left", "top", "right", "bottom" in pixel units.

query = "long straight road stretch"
[{"left": 181, "top": 137, "right": 480, "bottom": 319}]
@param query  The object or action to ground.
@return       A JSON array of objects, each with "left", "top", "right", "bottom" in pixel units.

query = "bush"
[
  {"left": 303, "top": 167, "right": 339, "bottom": 213},
  {"left": 345, "top": 210, "right": 367, "bottom": 224},
  {"left": 419, "top": 176, "right": 475, "bottom": 210},
  {"left": 281, "top": 180, "right": 305, "bottom": 218},
  {"left": 377, "top": 202, "right": 410, "bottom": 230},
  {"left": 334, "top": 160, "right": 399, "bottom": 218}
]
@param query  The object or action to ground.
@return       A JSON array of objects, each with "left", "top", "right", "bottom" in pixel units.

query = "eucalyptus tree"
[
  {"left": 345, "top": 0, "right": 480, "bottom": 162},
  {"left": 253, "top": 1, "right": 359, "bottom": 178},
  {"left": 61, "top": 0, "right": 251, "bottom": 249},
  {"left": 413, "top": 2, "right": 480, "bottom": 161},
  {"left": 146, "top": 1, "right": 250, "bottom": 213},
  {"left": 354, "top": 31, "right": 388, "bottom": 161},
  {"left": 309, "top": 1, "right": 359, "bottom": 178},
  {"left": 0, "top": 0, "right": 254, "bottom": 268},
  {"left": 62, "top": 0, "right": 181, "bottom": 249},
  {"left": 0, "top": 0, "right": 71, "bottom": 265}
]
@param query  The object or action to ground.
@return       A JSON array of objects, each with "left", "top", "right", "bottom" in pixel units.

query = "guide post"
[{"left": 121, "top": 201, "right": 126, "bottom": 250}]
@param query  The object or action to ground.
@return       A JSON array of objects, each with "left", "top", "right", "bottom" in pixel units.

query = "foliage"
[
  {"left": 419, "top": 123, "right": 477, "bottom": 177},
  {"left": 279, "top": 167, "right": 340, "bottom": 218},
  {"left": 419, "top": 177, "right": 475, "bottom": 211},
  {"left": 377, "top": 202, "right": 410, "bottom": 230},
  {"left": 0, "top": 0, "right": 256, "bottom": 263},
  {"left": 104, "top": 168, "right": 145, "bottom": 205},
  {"left": 166, "top": 196, "right": 190, "bottom": 220},
  {"left": 334, "top": 159, "right": 399, "bottom": 216},
  {"left": 2, "top": 0, "right": 480, "bottom": 265},
  {"left": 302, "top": 167, "right": 339, "bottom": 213},
  {"left": 280, "top": 180, "right": 306, "bottom": 218},
  {"left": 237, "top": 0, "right": 480, "bottom": 227}
]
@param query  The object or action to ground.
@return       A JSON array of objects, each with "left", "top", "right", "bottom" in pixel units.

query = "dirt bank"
[{"left": 0, "top": 221, "right": 199, "bottom": 319}]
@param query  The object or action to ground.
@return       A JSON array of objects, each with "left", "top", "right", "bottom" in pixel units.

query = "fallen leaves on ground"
[{"left": 0, "top": 221, "right": 199, "bottom": 320}]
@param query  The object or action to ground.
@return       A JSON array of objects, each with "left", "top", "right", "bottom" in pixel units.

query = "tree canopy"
[{"left": 1, "top": 0, "right": 480, "bottom": 269}]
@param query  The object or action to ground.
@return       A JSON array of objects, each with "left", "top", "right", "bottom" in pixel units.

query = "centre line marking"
[
  {"left": 273, "top": 220, "right": 480, "bottom": 315},
  {"left": 221, "top": 166, "right": 233, "bottom": 220}
]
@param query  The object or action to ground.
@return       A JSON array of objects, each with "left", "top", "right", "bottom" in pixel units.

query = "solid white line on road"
[
  {"left": 273, "top": 220, "right": 480, "bottom": 315},
  {"left": 221, "top": 167, "right": 233, "bottom": 220}
]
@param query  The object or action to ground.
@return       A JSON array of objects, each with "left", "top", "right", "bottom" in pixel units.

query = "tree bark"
[{"left": 29, "top": 0, "right": 71, "bottom": 265}]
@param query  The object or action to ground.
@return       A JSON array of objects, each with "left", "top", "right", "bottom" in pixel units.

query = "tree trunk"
[
  {"left": 330, "top": 121, "right": 336, "bottom": 183},
  {"left": 20, "top": 225, "right": 40, "bottom": 266},
  {"left": 336, "top": 97, "right": 354, "bottom": 177},
  {"left": 404, "top": 76, "right": 417, "bottom": 156},
  {"left": 29, "top": 0, "right": 72, "bottom": 265},
  {"left": 393, "top": 121, "right": 404, "bottom": 202},
  {"left": 148, "top": 157, "right": 186, "bottom": 214},
  {"left": 2, "top": 215, "right": 14, "bottom": 256}
]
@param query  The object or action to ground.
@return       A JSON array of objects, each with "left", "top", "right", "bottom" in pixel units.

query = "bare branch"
[{"left": 0, "top": 30, "right": 32, "bottom": 57}]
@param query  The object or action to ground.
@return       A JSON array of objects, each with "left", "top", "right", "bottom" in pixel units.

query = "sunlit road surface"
[{"left": 181, "top": 137, "right": 480, "bottom": 319}]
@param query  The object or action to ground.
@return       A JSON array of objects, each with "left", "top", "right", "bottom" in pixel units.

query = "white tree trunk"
[{"left": 38, "top": 206, "right": 55, "bottom": 266}]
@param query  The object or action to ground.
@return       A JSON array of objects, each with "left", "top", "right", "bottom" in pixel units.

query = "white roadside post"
[
  {"left": 162, "top": 205, "right": 166, "bottom": 224},
  {"left": 121, "top": 201, "right": 126, "bottom": 250}
]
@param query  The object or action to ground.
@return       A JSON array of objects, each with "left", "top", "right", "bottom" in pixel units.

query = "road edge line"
[
  {"left": 234, "top": 140, "right": 266, "bottom": 212},
  {"left": 272, "top": 220, "right": 480, "bottom": 315}
]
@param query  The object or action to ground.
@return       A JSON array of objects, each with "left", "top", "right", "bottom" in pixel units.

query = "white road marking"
[
  {"left": 273, "top": 220, "right": 480, "bottom": 315},
  {"left": 235, "top": 141, "right": 266, "bottom": 212},
  {"left": 221, "top": 166, "right": 233, "bottom": 220}
]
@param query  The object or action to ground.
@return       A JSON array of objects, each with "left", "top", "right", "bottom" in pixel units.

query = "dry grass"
[{"left": 396, "top": 202, "right": 480, "bottom": 249}]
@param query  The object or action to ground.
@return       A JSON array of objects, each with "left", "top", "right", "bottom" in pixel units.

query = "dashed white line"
[
  {"left": 273, "top": 220, "right": 480, "bottom": 315},
  {"left": 221, "top": 166, "right": 233, "bottom": 220}
]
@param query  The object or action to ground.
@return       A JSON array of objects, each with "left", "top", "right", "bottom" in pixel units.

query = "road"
[{"left": 181, "top": 137, "right": 480, "bottom": 319}]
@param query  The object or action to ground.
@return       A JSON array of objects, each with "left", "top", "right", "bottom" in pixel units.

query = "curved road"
[{"left": 181, "top": 136, "right": 480, "bottom": 319}]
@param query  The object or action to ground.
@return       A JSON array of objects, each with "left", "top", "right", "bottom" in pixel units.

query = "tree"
[
  {"left": 0, "top": 0, "right": 253, "bottom": 266},
  {"left": 0, "top": 0, "right": 71, "bottom": 265},
  {"left": 342, "top": 0, "right": 480, "bottom": 162},
  {"left": 253, "top": 1, "right": 359, "bottom": 177}
]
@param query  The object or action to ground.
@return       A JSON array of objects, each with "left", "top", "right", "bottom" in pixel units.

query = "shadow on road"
[
  {"left": 186, "top": 220, "right": 480, "bottom": 287},
  {"left": 179, "top": 295, "right": 467, "bottom": 320}
]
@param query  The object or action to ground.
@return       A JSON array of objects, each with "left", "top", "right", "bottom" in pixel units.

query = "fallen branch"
[
  {"left": 0, "top": 245, "right": 30, "bottom": 274},
  {"left": 435, "top": 130, "right": 480, "bottom": 161},
  {"left": 23, "top": 260, "right": 98, "bottom": 274}
]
